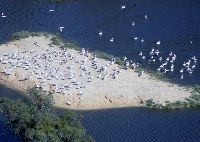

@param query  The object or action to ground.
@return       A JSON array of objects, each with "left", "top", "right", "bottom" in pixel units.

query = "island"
[{"left": 0, "top": 32, "right": 194, "bottom": 110}]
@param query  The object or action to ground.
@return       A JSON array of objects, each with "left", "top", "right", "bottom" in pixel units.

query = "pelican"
[
  {"left": 191, "top": 56, "right": 197, "bottom": 61},
  {"left": 110, "top": 38, "right": 114, "bottom": 43},
  {"left": 132, "top": 21, "right": 135, "bottom": 26},
  {"left": 98, "top": 31, "right": 103, "bottom": 37},
  {"left": 180, "top": 68, "right": 184, "bottom": 73},
  {"left": 180, "top": 75, "right": 184, "bottom": 79},
  {"left": 123, "top": 56, "right": 127, "bottom": 61},
  {"left": 191, "top": 65, "right": 196, "bottom": 69},
  {"left": 156, "top": 41, "right": 161, "bottom": 45},
  {"left": 59, "top": 26, "right": 64, "bottom": 32},
  {"left": 157, "top": 68, "right": 161, "bottom": 71},
  {"left": 1, "top": 13, "right": 7, "bottom": 18},
  {"left": 144, "top": 14, "right": 148, "bottom": 19},
  {"left": 138, "top": 70, "right": 145, "bottom": 77},
  {"left": 121, "top": 5, "right": 126, "bottom": 9},
  {"left": 141, "top": 38, "right": 144, "bottom": 43},
  {"left": 134, "top": 37, "right": 138, "bottom": 40}
]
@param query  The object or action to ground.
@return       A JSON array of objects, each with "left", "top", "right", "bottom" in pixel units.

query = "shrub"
[{"left": 0, "top": 96, "right": 94, "bottom": 142}]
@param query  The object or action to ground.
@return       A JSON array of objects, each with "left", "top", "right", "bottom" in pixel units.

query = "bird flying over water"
[
  {"left": 1, "top": 12, "right": 7, "bottom": 18},
  {"left": 121, "top": 5, "right": 126, "bottom": 10},
  {"left": 59, "top": 27, "right": 64, "bottom": 32},
  {"left": 144, "top": 14, "right": 148, "bottom": 19},
  {"left": 156, "top": 41, "right": 161, "bottom": 45},
  {"left": 110, "top": 38, "right": 114, "bottom": 43},
  {"left": 98, "top": 31, "right": 102, "bottom": 37}
]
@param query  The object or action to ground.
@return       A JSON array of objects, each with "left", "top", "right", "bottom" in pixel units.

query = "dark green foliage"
[
  {"left": 50, "top": 35, "right": 63, "bottom": 46},
  {"left": 93, "top": 51, "right": 114, "bottom": 61},
  {"left": 63, "top": 42, "right": 81, "bottom": 51},
  {"left": 11, "top": 31, "right": 49, "bottom": 40},
  {"left": 0, "top": 90, "right": 94, "bottom": 142},
  {"left": 145, "top": 89, "right": 200, "bottom": 110},
  {"left": 11, "top": 31, "right": 63, "bottom": 47},
  {"left": 192, "top": 85, "right": 200, "bottom": 94},
  {"left": 28, "top": 88, "right": 53, "bottom": 109}
]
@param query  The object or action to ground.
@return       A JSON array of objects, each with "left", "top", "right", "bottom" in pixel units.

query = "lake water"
[
  {"left": 82, "top": 108, "right": 200, "bottom": 142},
  {"left": 0, "top": 0, "right": 200, "bottom": 141}
]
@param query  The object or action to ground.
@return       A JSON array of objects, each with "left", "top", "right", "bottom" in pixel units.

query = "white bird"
[
  {"left": 144, "top": 14, "right": 148, "bottom": 19},
  {"left": 139, "top": 52, "right": 143, "bottom": 56},
  {"left": 121, "top": 5, "right": 126, "bottom": 9},
  {"left": 59, "top": 27, "right": 64, "bottom": 32},
  {"left": 191, "top": 65, "right": 196, "bottom": 69},
  {"left": 123, "top": 56, "right": 127, "bottom": 61},
  {"left": 132, "top": 21, "right": 135, "bottom": 26},
  {"left": 98, "top": 31, "right": 103, "bottom": 37},
  {"left": 1, "top": 12, "right": 7, "bottom": 18},
  {"left": 110, "top": 38, "right": 114, "bottom": 43},
  {"left": 134, "top": 37, "right": 138, "bottom": 40},
  {"left": 180, "top": 68, "right": 184, "bottom": 73},
  {"left": 156, "top": 41, "right": 161, "bottom": 45},
  {"left": 49, "top": 9, "right": 55, "bottom": 12},
  {"left": 180, "top": 75, "right": 184, "bottom": 79},
  {"left": 141, "top": 38, "right": 144, "bottom": 43}
]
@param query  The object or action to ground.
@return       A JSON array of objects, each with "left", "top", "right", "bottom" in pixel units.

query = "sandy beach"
[{"left": 0, "top": 35, "right": 192, "bottom": 110}]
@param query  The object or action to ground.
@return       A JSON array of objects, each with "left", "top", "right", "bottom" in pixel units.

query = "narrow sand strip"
[{"left": 0, "top": 36, "right": 191, "bottom": 110}]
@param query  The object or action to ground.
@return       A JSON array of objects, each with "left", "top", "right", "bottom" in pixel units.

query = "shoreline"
[{"left": 0, "top": 33, "right": 193, "bottom": 110}]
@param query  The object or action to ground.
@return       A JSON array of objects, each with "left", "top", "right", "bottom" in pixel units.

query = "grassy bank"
[
  {"left": 145, "top": 85, "right": 200, "bottom": 110},
  {"left": 0, "top": 88, "right": 94, "bottom": 142}
]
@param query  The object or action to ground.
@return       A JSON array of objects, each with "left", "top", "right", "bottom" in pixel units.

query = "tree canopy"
[{"left": 0, "top": 89, "right": 94, "bottom": 142}]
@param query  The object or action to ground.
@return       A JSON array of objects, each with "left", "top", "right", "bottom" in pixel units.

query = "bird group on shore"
[{"left": 0, "top": 43, "right": 125, "bottom": 104}]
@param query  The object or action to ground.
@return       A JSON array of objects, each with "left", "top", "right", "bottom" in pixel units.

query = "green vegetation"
[
  {"left": 11, "top": 31, "right": 63, "bottom": 47},
  {"left": 62, "top": 42, "right": 81, "bottom": 51},
  {"left": 50, "top": 35, "right": 63, "bottom": 46},
  {"left": 0, "top": 88, "right": 94, "bottom": 142},
  {"left": 11, "top": 31, "right": 49, "bottom": 41},
  {"left": 145, "top": 85, "right": 200, "bottom": 110}
]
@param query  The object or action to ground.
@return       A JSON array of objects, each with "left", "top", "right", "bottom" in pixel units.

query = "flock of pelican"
[
  {"left": 0, "top": 45, "right": 124, "bottom": 105},
  {"left": 96, "top": 5, "right": 198, "bottom": 79},
  {"left": 1, "top": 3, "right": 198, "bottom": 81}
]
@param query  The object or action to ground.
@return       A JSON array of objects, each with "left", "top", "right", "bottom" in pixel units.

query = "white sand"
[{"left": 0, "top": 36, "right": 192, "bottom": 110}]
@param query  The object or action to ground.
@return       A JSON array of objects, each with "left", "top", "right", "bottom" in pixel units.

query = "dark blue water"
[
  {"left": 0, "top": 115, "right": 22, "bottom": 142},
  {"left": 83, "top": 108, "right": 200, "bottom": 142},
  {"left": 0, "top": 0, "right": 200, "bottom": 84},
  {"left": 0, "top": 0, "right": 200, "bottom": 141}
]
